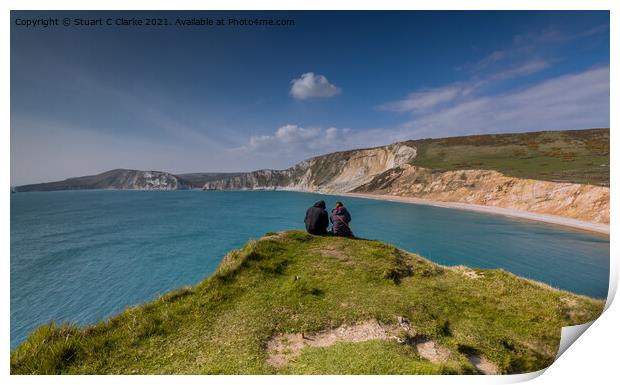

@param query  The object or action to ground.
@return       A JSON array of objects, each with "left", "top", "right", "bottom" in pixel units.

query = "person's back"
[
  {"left": 304, "top": 200, "right": 329, "bottom": 235},
  {"left": 330, "top": 201, "right": 352, "bottom": 237}
]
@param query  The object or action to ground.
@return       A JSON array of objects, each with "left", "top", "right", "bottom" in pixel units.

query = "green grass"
[
  {"left": 280, "top": 340, "right": 460, "bottom": 374},
  {"left": 404, "top": 128, "right": 609, "bottom": 186},
  {"left": 11, "top": 231, "right": 604, "bottom": 374}
]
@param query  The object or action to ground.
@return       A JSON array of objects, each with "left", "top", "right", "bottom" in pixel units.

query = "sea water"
[{"left": 10, "top": 190, "right": 609, "bottom": 348}]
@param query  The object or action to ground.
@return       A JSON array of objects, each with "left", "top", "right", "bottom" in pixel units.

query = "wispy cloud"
[
  {"left": 398, "top": 66, "right": 609, "bottom": 138},
  {"left": 472, "top": 50, "right": 508, "bottom": 71},
  {"left": 377, "top": 83, "right": 480, "bottom": 113},
  {"left": 375, "top": 23, "right": 609, "bottom": 141},
  {"left": 290, "top": 72, "right": 341, "bottom": 100},
  {"left": 377, "top": 58, "right": 549, "bottom": 114},
  {"left": 514, "top": 23, "right": 609, "bottom": 44},
  {"left": 380, "top": 24, "right": 563, "bottom": 116},
  {"left": 465, "top": 23, "right": 607, "bottom": 76},
  {"left": 356, "top": 66, "right": 610, "bottom": 149},
  {"left": 489, "top": 59, "right": 550, "bottom": 81}
]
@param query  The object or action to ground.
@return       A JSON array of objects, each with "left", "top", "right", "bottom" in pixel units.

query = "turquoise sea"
[{"left": 10, "top": 190, "right": 609, "bottom": 348}]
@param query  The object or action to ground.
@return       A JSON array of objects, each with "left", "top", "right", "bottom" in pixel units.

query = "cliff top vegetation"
[{"left": 11, "top": 231, "right": 604, "bottom": 374}]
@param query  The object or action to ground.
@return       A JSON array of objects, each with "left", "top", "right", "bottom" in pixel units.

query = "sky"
[{"left": 10, "top": 11, "right": 610, "bottom": 185}]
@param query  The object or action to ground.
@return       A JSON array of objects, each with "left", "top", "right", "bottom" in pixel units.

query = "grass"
[
  {"left": 404, "top": 128, "right": 609, "bottom": 186},
  {"left": 11, "top": 231, "right": 604, "bottom": 374},
  {"left": 280, "top": 340, "right": 459, "bottom": 374}
]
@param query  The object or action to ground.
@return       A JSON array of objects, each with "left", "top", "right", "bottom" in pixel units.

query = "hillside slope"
[
  {"left": 11, "top": 231, "right": 604, "bottom": 375},
  {"left": 402, "top": 128, "right": 609, "bottom": 186}
]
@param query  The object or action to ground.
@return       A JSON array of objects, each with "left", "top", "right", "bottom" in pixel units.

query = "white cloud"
[
  {"left": 290, "top": 72, "right": 341, "bottom": 100},
  {"left": 245, "top": 124, "right": 349, "bottom": 153}
]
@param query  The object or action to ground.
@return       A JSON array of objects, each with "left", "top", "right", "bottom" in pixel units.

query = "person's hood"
[
  {"left": 333, "top": 207, "right": 345, "bottom": 214},
  {"left": 313, "top": 200, "right": 326, "bottom": 209}
]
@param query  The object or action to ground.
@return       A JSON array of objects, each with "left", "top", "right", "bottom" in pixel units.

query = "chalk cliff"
[
  {"left": 16, "top": 169, "right": 190, "bottom": 192},
  {"left": 202, "top": 143, "right": 417, "bottom": 192}
]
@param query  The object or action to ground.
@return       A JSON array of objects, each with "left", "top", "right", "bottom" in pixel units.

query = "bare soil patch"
[
  {"left": 266, "top": 320, "right": 390, "bottom": 367},
  {"left": 453, "top": 266, "right": 482, "bottom": 279},
  {"left": 261, "top": 232, "right": 287, "bottom": 240},
  {"left": 467, "top": 354, "right": 499, "bottom": 375},
  {"left": 413, "top": 337, "right": 452, "bottom": 363},
  {"left": 265, "top": 318, "right": 469, "bottom": 368},
  {"left": 318, "top": 246, "right": 351, "bottom": 263}
]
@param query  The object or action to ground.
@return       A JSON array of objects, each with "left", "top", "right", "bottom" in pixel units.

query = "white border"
[{"left": 3, "top": 1, "right": 617, "bottom": 385}]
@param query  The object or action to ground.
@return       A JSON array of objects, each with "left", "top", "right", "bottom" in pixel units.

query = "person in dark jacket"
[
  {"left": 304, "top": 200, "right": 329, "bottom": 235},
  {"left": 330, "top": 201, "right": 353, "bottom": 237}
]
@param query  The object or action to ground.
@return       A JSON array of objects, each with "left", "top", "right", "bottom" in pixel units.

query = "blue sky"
[{"left": 11, "top": 11, "right": 609, "bottom": 185}]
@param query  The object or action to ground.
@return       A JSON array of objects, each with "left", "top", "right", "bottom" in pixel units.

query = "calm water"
[{"left": 10, "top": 190, "right": 609, "bottom": 348}]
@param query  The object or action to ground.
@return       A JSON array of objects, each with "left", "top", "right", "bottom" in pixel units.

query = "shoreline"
[{"left": 337, "top": 192, "right": 610, "bottom": 235}]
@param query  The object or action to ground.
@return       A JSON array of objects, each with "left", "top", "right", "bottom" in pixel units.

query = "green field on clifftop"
[
  {"left": 405, "top": 128, "right": 609, "bottom": 186},
  {"left": 11, "top": 231, "right": 604, "bottom": 375}
]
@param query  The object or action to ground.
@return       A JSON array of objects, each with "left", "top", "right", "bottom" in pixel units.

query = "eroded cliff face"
[
  {"left": 203, "top": 143, "right": 609, "bottom": 224},
  {"left": 202, "top": 143, "right": 417, "bottom": 192},
  {"left": 355, "top": 165, "right": 610, "bottom": 224},
  {"left": 118, "top": 170, "right": 189, "bottom": 190}
]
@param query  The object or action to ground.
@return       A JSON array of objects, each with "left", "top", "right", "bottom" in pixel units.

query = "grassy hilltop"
[
  {"left": 11, "top": 231, "right": 604, "bottom": 375},
  {"left": 404, "top": 128, "right": 609, "bottom": 186}
]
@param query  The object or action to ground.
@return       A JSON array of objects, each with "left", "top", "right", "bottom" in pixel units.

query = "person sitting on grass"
[
  {"left": 330, "top": 201, "right": 353, "bottom": 237},
  {"left": 304, "top": 200, "right": 329, "bottom": 235}
]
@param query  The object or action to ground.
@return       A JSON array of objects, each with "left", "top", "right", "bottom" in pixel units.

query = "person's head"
[
  {"left": 314, "top": 200, "right": 326, "bottom": 209},
  {"left": 335, "top": 201, "right": 343, "bottom": 208}
]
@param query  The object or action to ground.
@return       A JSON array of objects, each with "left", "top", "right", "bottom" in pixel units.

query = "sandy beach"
[{"left": 339, "top": 192, "right": 610, "bottom": 235}]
